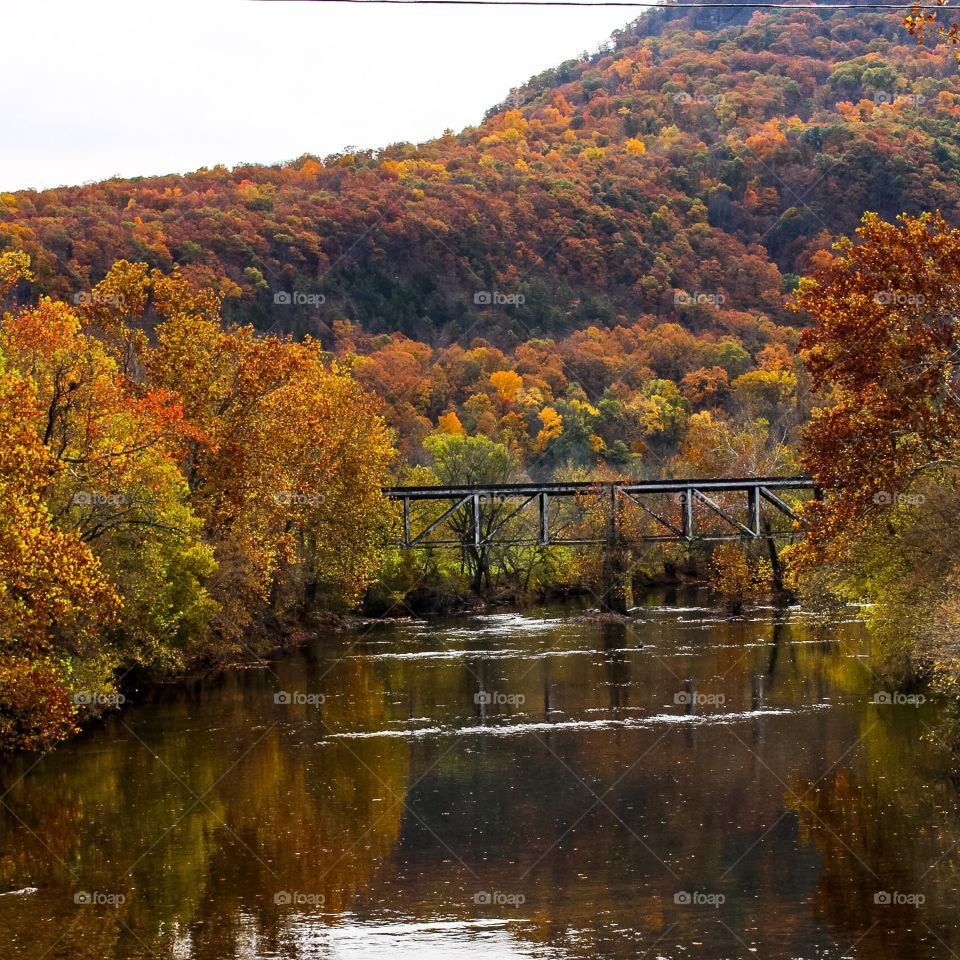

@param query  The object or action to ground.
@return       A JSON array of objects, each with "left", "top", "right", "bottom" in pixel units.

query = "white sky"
[{"left": 1, "top": 0, "right": 642, "bottom": 192}]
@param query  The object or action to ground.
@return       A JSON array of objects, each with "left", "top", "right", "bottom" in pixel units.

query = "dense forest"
[
  {"left": 7, "top": 5, "right": 958, "bottom": 475},
  {"left": 4, "top": 5, "right": 959, "bottom": 346},
  {"left": 3, "top": 2, "right": 960, "bottom": 753}
]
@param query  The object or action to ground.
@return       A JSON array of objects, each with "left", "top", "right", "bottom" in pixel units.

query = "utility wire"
[{"left": 252, "top": 0, "right": 945, "bottom": 9}]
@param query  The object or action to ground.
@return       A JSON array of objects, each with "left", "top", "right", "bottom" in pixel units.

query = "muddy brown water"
[{"left": 1, "top": 590, "right": 958, "bottom": 958}]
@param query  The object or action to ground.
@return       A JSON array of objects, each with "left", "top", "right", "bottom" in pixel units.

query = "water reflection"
[{"left": 0, "top": 592, "right": 957, "bottom": 959}]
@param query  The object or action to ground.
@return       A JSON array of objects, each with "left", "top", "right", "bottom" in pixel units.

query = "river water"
[{"left": 1, "top": 591, "right": 958, "bottom": 959}]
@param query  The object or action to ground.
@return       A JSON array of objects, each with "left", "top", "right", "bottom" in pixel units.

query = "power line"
[{"left": 252, "top": 0, "right": 942, "bottom": 8}]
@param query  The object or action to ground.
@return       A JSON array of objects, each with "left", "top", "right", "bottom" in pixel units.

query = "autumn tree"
[
  {"left": 904, "top": 1, "right": 960, "bottom": 62},
  {"left": 1, "top": 263, "right": 217, "bottom": 672},
  {"left": 790, "top": 211, "right": 960, "bottom": 685},
  {"left": 0, "top": 361, "right": 119, "bottom": 749},
  {"left": 791, "top": 211, "right": 960, "bottom": 569},
  {"left": 145, "top": 269, "right": 397, "bottom": 638}
]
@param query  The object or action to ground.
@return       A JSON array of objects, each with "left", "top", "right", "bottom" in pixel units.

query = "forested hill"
[{"left": 2, "top": 5, "right": 959, "bottom": 344}]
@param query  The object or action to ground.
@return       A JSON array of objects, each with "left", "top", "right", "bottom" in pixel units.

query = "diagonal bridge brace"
[
  {"left": 408, "top": 495, "right": 472, "bottom": 547},
  {"left": 690, "top": 488, "right": 758, "bottom": 539},
  {"left": 478, "top": 494, "right": 538, "bottom": 546},
  {"left": 617, "top": 488, "right": 685, "bottom": 538},
  {"left": 757, "top": 486, "right": 803, "bottom": 523}
]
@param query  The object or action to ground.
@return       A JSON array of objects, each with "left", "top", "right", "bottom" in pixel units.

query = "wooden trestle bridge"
[{"left": 383, "top": 476, "right": 817, "bottom": 550}]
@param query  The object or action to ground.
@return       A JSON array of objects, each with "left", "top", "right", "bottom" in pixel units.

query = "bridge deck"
[{"left": 383, "top": 476, "right": 814, "bottom": 499}]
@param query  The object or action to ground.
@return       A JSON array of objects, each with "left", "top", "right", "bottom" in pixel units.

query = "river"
[{"left": 1, "top": 590, "right": 958, "bottom": 959}]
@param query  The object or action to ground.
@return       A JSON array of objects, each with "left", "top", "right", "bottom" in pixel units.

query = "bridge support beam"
[
  {"left": 600, "top": 542, "right": 633, "bottom": 615},
  {"left": 600, "top": 486, "right": 632, "bottom": 615}
]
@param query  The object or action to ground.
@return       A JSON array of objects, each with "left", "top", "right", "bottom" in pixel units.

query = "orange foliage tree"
[{"left": 790, "top": 211, "right": 960, "bottom": 571}]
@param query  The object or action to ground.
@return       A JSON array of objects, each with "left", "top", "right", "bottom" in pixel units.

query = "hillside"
[{"left": 2, "top": 5, "right": 958, "bottom": 350}]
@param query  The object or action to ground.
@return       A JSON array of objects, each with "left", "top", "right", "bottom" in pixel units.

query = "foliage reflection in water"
[{"left": 0, "top": 591, "right": 958, "bottom": 959}]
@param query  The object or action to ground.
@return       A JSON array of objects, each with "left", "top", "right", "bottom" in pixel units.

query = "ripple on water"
[
  {"left": 411, "top": 613, "right": 569, "bottom": 639},
  {"left": 327, "top": 706, "right": 812, "bottom": 740},
  {"left": 348, "top": 648, "right": 600, "bottom": 662},
  {"left": 285, "top": 917, "right": 563, "bottom": 959}
]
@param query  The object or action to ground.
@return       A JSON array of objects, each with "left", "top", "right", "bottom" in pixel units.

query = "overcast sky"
[{"left": 2, "top": 0, "right": 643, "bottom": 193}]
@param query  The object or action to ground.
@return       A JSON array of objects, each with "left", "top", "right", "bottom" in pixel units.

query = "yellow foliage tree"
[
  {"left": 0, "top": 367, "right": 120, "bottom": 749},
  {"left": 534, "top": 406, "right": 564, "bottom": 452},
  {"left": 490, "top": 369, "right": 523, "bottom": 403},
  {"left": 437, "top": 411, "right": 464, "bottom": 435}
]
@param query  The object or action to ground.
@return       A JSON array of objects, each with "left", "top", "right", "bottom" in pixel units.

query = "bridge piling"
[{"left": 600, "top": 542, "right": 633, "bottom": 615}]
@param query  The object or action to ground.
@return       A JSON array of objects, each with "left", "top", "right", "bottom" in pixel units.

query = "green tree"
[{"left": 423, "top": 434, "right": 525, "bottom": 593}]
